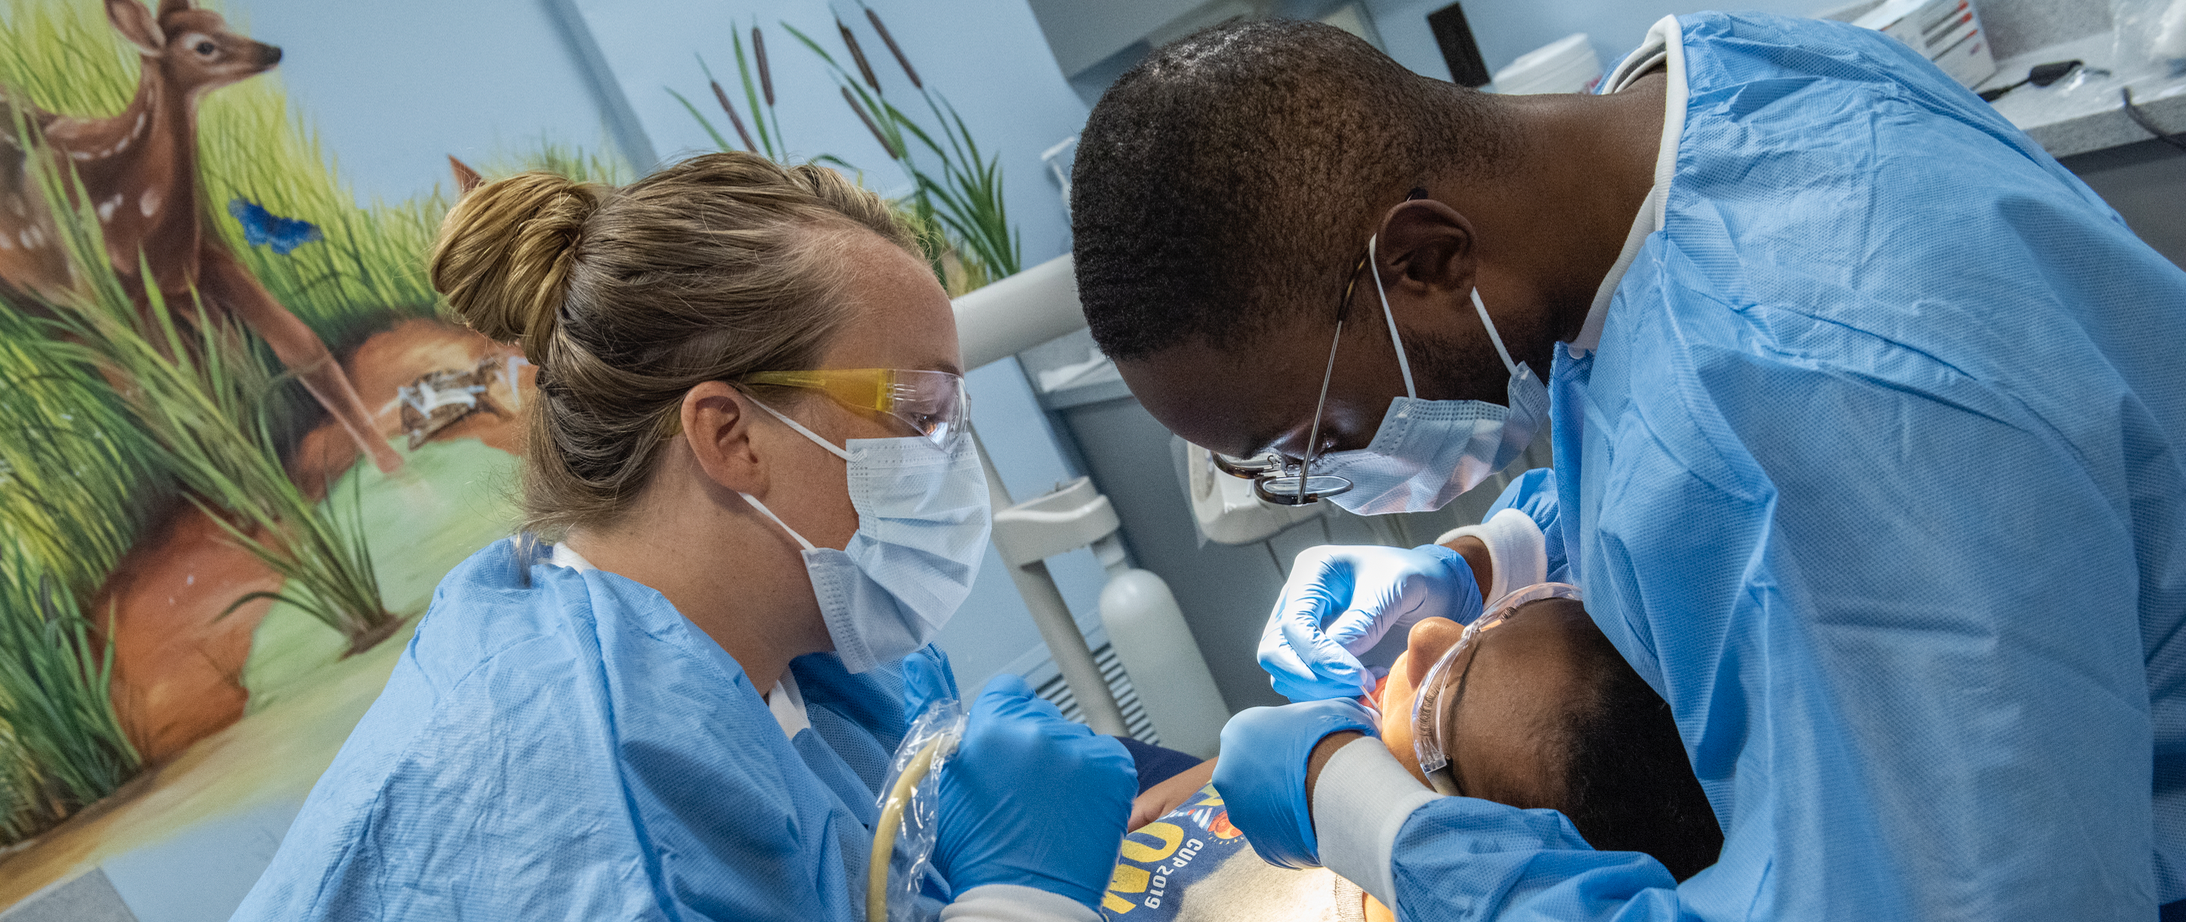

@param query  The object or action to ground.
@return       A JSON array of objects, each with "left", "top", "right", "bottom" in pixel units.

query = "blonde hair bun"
[
  {"left": 429, "top": 171, "right": 603, "bottom": 362},
  {"left": 423, "top": 151, "right": 920, "bottom": 537}
]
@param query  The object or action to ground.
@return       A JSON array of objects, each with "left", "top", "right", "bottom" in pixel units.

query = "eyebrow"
[{"left": 924, "top": 359, "right": 964, "bottom": 376}]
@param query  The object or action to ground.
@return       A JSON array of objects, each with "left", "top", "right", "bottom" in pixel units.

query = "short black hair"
[
  {"left": 1071, "top": 19, "right": 1510, "bottom": 362},
  {"left": 1560, "top": 624, "right": 1725, "bottom": 881}
]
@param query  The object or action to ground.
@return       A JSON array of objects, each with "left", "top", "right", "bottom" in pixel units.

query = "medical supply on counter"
[
  {"left": 1410, "top": 583, "right": 1581, "bottom": 796},
  {"left": 1491, "top": 33, "right": 1603, "bottom": 95},
  {"left": 2123, "top": 87, "right": 2186, "bottom": 150},
  {"left": 2113, "top": 0, "right": 2186, "bottom": 78},
  {"left": 1978, "top": 59, "right": 2084, "bottom": 101},
  {"left": 1855, "top": 0, "right": 1998, "bottom": 88},
  {"left": 869, "top": 699, "right": 967, "bottom": 922}
]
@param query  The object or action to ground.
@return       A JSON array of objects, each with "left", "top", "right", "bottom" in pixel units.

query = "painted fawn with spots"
[{"left": 0, "top": 0, "right": 401, "bottom": 473}]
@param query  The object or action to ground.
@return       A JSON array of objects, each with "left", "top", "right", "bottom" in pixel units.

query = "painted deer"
[{"left": 0, "top": 0, "right": 402, "bottom": 473}]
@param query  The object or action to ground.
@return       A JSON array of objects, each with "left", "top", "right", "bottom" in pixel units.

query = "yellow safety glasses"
[{"left": 743, "top": 368, "right": 969, "bottom": 451}]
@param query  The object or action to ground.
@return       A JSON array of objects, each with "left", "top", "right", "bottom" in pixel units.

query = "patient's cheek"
[
  {"left": 1364, "top": 894, "right": 1398, "bottom": 922},
  {"left": 1377, "top": 687, "right": 1430, "bottom": 786}
]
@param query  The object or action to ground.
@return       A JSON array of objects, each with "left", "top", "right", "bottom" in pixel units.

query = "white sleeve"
[
  {"left": 1434, "top": 508, "right": 1547, "bottom": 603},
  {"left": 942, "top": 884, "right": 1102, "bottom": 922},
  {"left": 1310, "top": 737, "right": 1443, "bottom": 907}
]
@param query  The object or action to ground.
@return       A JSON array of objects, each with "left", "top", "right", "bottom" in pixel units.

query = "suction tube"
[{"left": 868, "top": 700, "right": 966, "bottom": 922}]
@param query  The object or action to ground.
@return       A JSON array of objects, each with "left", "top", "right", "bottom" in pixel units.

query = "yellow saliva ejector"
[{"left": 868, "top": 697, "right": 966, "bottom": 922}]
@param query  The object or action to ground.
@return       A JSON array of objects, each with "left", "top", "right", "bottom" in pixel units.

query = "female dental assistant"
[{"left": 233, "top": 153, "right": 1136, "bottom": 921}]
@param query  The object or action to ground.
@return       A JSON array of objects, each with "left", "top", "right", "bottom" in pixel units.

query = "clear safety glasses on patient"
[
  {"left": 1411, "top": 582, "right": 1582, "bottom": 796},
  {"left": 744, "top": 368, "right": 969, "bottom": 452}
]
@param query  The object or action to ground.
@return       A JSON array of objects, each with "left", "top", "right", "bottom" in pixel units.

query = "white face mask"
[
  {"left": 739, "top": 401, "right": 992, "bottom": 673},
  {"left": 1313, "top": 236, "right": 1550, "bottom": 515}
]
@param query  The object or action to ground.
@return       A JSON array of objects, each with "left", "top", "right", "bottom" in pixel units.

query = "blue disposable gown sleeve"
[{"left": 1366, "top": 348, "right": 2155, "bottom": 920}]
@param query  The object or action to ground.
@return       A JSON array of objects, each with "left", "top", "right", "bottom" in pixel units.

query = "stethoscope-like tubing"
[{"left": 868, "top": 734, "right": 955, "bottom": 922}]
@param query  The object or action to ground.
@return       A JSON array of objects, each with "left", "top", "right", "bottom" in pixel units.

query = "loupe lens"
[{"left": 1253, "top": 474, "right": 1352, "bottom": 505}]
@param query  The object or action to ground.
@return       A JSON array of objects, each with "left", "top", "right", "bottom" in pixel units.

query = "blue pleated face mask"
[
  {"left": 1313, "top": 236, "right": 1550, "bottom": 515},
  {"left": 740, "top": 400, "right": 992, "bottom": 673}
]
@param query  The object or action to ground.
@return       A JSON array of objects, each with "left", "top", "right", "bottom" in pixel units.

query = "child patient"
[{"left": 1101, "top": 473, "right": 1721, "bottom": 920}]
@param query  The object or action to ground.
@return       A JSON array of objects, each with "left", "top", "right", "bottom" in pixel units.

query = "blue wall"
[
  {"left": 235, "top": 0, "right": 620, "bottom": 204},
  {"left": 571, "top": 0, "right": 1088, "bottom": 268}
]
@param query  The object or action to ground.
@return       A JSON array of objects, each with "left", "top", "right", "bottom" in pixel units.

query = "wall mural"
[
  {"left": 0, "top": 0, "right": 1038, "bottom": 915},
  {"left": 0, "top": 0, "right": 580, "bottom": 911}
]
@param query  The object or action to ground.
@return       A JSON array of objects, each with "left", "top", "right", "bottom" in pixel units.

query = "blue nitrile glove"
[
  {"left": 935, "top": 675, "right": 1136, "bottom": 909},
  {"left": 1210, "top": 698, "right": 1379, "bottom": 870},
  {"left": 900, "top": 644, "right": 957, "bottom": 724},
  {"left": 1486, "top": 468, "right": 1569, "bottom": 584},
  {"left": 1258, "top": 544, "right": 1484, "bottom": 702}
]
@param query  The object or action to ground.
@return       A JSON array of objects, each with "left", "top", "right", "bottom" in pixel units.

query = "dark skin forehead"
[
  {"left": 1377, "top": 598, "right": 1600, "bottom": 808},
  {"left": 1441, "top": 598, "right": 1596, "bottom": 809},
  {"left": 1116, "top": 304, "right": 1420, "bottom": 463}
]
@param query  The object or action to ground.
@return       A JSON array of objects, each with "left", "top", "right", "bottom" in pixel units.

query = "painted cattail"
[
  {"left": 843, "top": 87, "right": 897, "bottom": 158},
  {"left": 838, "top": 18, "right": 881, "bottom": 93},
  {"left": 711, "top": 79, "right": 759, "bottom": 152},
  {"left": 866, "top": 9, "right": 921, "bottom": 89},
  {"left": 753, "top": 26, "right": 775, "bottom": 107}
]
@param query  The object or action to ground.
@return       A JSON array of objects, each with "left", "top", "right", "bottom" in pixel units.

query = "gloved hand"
[
  {"left": 935, "top": 675, "right": 1136, "bottom": 910},
  {"left": 1210, "top": 698, "right": 1379, "bottom": 869},
  {"left": 1259, "top": 544, "right": 1483, "bottom": 701},
  {"left": 1486, "top": 468, "right": 1569, "bottom": 584},
  {"left": 899, "top": 645, "right": 957, "bottom": 725}
]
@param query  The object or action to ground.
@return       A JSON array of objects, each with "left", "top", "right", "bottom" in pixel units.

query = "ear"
[
  {"left": 679, "top": 381, "right": 767, "bottom": 495},
  {"left": 107, "top": 0, "right": 163, "bottom": 54},
  {"left": 1373, "top": 199, "right": 1478, "bottom": 298},
  {"left": 156, "top": 0, "right": 193, "bottom": 16},
  {"left": 449, "top": 156, "right": 483, "bottom": 196}
]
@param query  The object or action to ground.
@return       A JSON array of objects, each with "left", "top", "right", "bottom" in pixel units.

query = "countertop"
[{"left": 1977, "top": 30, "right": 2186, "bottom": 157}]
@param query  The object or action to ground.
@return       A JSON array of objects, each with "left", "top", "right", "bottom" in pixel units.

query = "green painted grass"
[
  {"left": 0, "top": 542, "right": 141, "bottom": 845},
  {"left": 0, "top": 0, "right": 624, "bottom": 851},
  {"left": 244, "top": 434, "right": 521, "bottom": 713}
]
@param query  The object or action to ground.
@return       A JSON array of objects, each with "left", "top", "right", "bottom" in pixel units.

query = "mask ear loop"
[
  {"left": 1470, "top": 289, "right": 1521, "bottom": 378},
  {"left": 749, "top": 397, "right": 855, "bottom": 462},
  {"left": 1367, "top": 234, "right": 1419, "bottom": 401},
  {"left": 736, "top": 396, "right": 855, "bottom": 553},
  {"left": 1368, "top": 234, "right": 1524, "bottom": 387},
  {"left": 739, "top": 492, "right": 817, "bottom": 552}
]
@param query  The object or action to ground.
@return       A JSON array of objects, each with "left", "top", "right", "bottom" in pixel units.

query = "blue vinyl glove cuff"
[{"left": 1211, "top": 698, "right": 1379, "bottom": 870}]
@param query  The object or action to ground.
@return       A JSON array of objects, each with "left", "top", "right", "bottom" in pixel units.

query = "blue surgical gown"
[
  {"left": 1385, "top": 13, "right": 2186, "bottom": 921},
  {"left": 231, "top": 538, "right": 955, "bottom": 920}
]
